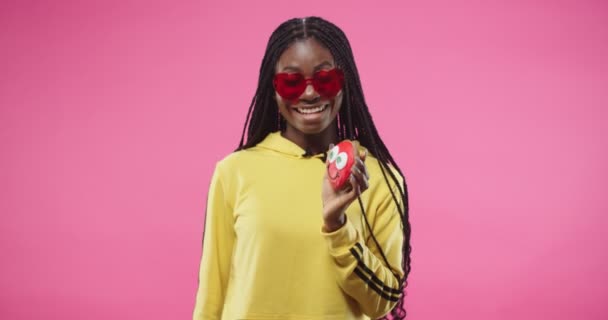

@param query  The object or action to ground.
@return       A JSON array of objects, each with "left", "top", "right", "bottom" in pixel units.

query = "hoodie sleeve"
[
  {"left": 321, "top": 166, "right": 405, "bottom": 319},
  {"left": 193, "top": 163, "right": 235, "bottom": 320}
]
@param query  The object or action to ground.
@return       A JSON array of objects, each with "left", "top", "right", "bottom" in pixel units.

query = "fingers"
[
  {"left": 346, "top": 175, "right": 360, "bottom": 197},
  {"left": 355, "top": 157, "right": 369, "bottom": 181},
  {"left": 350, "top": 165, "right": 369, "bottom": 194},
  {"left": 333, "top": 163, "right": 365, "bottom": 208},
  {"left": 330, "top": 180, "right": 358, "bottom": 213},
  {"left": 350, "top": 150, "right": 369, "bottom": 195}
]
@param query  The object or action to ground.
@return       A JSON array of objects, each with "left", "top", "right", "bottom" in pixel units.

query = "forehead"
[{"left": 275, "top": 37, "right": 335, "bottom": 73}]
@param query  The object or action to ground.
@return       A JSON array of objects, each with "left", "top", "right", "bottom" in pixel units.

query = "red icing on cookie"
[{"left": 327, "top": 140, "right": 359, "bottom": 191}]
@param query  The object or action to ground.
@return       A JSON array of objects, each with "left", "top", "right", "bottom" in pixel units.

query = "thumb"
[
  {"left": 361, "top": 150, "right": 366, "bottom": 161},
  {"left": 359, "top": 148, "right": 367, "bottom": 161}
]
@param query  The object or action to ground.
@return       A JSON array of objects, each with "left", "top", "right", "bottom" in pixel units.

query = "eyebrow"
[{"left": 282, "top": 60, "right": 334, "bottom": 72}]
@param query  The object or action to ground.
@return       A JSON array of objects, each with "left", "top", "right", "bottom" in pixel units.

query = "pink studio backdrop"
[{"left": 1, "top": 0, "right": 606, "bottom": 319}]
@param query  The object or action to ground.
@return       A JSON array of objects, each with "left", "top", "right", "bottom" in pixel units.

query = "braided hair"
[{"left": 235, "top": 16, "right": 411, "bottom": 319}]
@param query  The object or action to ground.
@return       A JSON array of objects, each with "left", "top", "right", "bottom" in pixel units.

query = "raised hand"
[{"left": 321, "top": 142, "right": 369, "bottom": 232}]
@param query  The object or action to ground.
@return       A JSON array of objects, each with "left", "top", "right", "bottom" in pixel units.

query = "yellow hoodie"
[{"left": 193, "top": 131, "right": 405, "bottom": 320}]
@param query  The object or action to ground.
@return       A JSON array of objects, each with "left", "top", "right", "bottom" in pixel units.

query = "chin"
[
  {"left": 296, "top": 120, "right": 336, "bottom": 135},
  {"left": 294, "top": 125, "right": 325, "bottom": 135}
]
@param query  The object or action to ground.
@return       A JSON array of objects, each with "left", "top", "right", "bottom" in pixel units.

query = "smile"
[
  {"left": 328, "top": 168, "right": 339, "bottom": 180},
  {"left": 295, "top": 103, "right": 330, "bottom": 114}
]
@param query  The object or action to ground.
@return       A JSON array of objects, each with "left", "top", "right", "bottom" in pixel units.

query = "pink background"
[{"left": 1, "top": 0, "right": 607, "bottom": 319}]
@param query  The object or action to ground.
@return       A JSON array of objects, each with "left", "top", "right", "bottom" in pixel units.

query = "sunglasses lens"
[
  {"left": 274, "top": 73, "right": 305, "bottom": 100},
  {"left": 313, "top": 69, "right": 343, "bottom": 98}
]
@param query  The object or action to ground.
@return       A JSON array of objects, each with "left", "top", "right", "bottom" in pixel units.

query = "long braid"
[
  {"left": 236, "top": 21, "right": 303, "bottom": 150},
  {"left": 235, "top": 16, "right": 412, "bottom": 319},
  {"left": 308, "top": 19, "right": 412, "bottom": 319}
]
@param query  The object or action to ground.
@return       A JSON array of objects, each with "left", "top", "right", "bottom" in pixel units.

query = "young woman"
[{"left": 193, "top": 16, "right": 411, "bottom": 320}]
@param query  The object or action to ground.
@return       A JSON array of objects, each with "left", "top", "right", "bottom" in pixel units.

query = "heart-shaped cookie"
[{"left": 327, "top": 140, "right": 360, "bottom": 191}]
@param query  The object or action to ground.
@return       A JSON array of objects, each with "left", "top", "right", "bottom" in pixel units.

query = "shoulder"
[
  {"left": 214, "top": 148, "right": 256, "bottom": 171},
  {"left": 212, "top": 148, "right": 269, "bottom": 186},
  {"left": 207, "top": 150, "right": 254, "bottom": 197}
]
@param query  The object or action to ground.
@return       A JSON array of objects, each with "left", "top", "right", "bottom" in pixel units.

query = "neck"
[{"left": 281, "top": 122, "right": 339, "bottom": 155}]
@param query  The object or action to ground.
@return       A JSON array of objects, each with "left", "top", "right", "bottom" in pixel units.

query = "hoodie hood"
[{"left": 255, "top": 131, "right": 367, "bottom": 160}]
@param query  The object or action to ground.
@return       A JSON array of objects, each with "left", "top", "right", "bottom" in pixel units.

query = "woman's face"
[{"left": 274, "top": 37, "right": 344, "bottom": 135}]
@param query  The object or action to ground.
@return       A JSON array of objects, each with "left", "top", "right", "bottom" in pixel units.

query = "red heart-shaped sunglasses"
[{"left": 273, "top": 68, "right": 345, "bottom": 101}]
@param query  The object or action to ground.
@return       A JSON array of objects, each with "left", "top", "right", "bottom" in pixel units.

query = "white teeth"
[{"left": 297, "top": 104, "right": 329, "bottom": 114}]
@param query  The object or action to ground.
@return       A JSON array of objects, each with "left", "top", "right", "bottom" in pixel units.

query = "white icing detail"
[
  {"left": 328, "top": 145, "right": 340, "bottom": 163},
  {"left": 335, "top": 152, "right": 348, "bottom": 170}
]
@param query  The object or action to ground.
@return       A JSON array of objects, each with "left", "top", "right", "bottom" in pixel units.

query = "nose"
[
  {"left": 301, "top": 82, "right": 319, "bottom": 100},
  {"left": 300, "top": 88, "right": 320, "bottom": 105}
]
